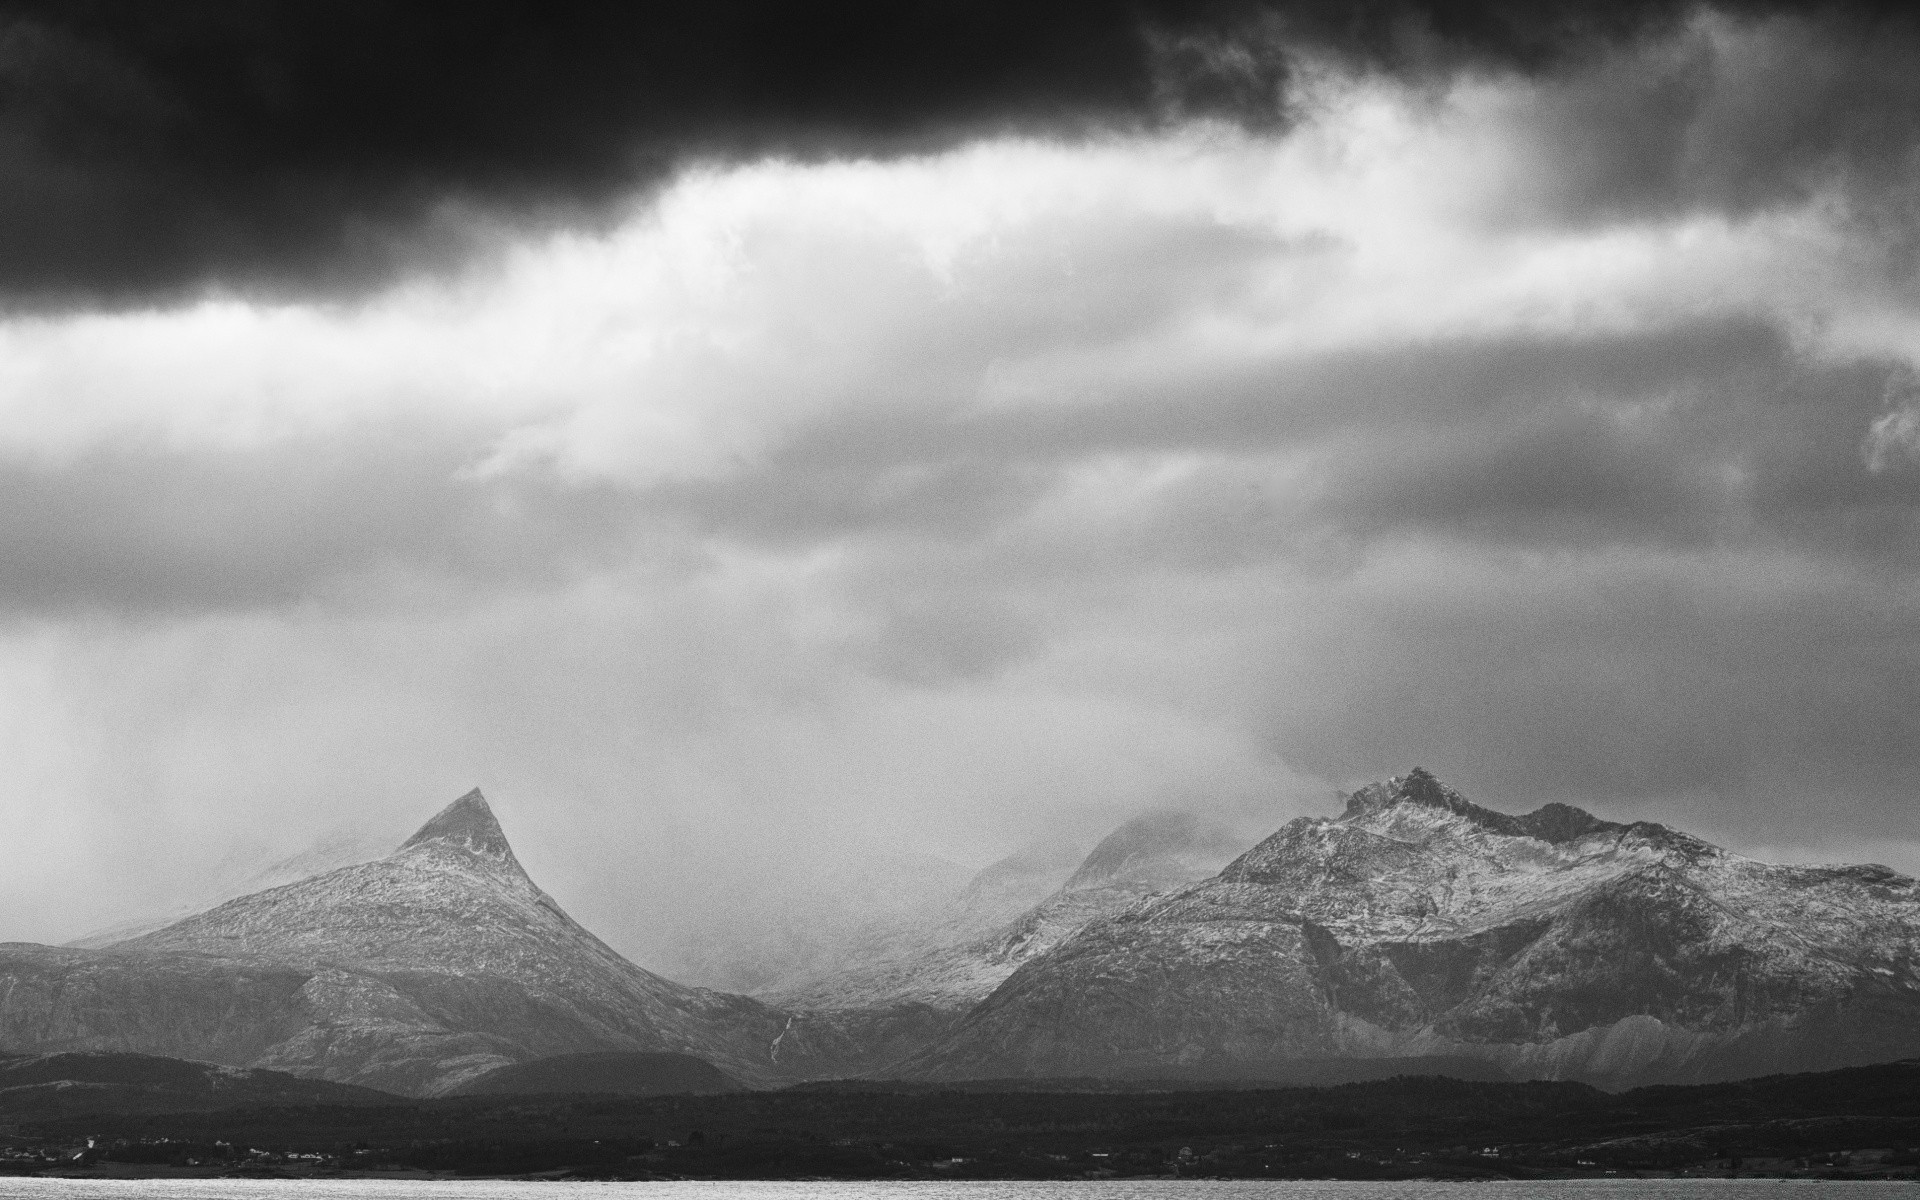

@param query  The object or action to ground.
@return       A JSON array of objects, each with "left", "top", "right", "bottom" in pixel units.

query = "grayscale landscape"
[
  {"left": 7, "top": 775, "right": 1917, "bottom": 1102},
  {"left": 2, "top": 0, "right": 1919, "bottom": 1184}
]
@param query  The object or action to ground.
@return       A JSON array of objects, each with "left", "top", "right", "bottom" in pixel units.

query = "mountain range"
[
  {"left": 898, "top": 770, "right": 1920, "bottom": 1085},
  {"left": 3, "top": 771, "right": 1916, "bottom": 1097}
]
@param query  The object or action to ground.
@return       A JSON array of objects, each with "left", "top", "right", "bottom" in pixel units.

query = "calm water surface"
[{"left": 2, "top": 1181, "right": 1917, "bottom": 1200}]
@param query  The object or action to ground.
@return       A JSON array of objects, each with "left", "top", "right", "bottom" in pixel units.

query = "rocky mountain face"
[
  {"left": 898, "top": 770, "right": 1920, "bottom": 1087},
  {"left": 769, "top": 811, "right": 1251, "bottom": 1017},
  {"left": 0, "top": 791, "right": 810, "bottom": 1096}
]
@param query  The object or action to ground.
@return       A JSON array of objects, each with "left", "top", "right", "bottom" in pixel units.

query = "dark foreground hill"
[
  {"left": 8, "top": 1058, "right": 1919, "bottom": 1179},
  {"left": 449, "top": 1051, "right": 742, "bottom": 1096},
  {"left": 0, "top": 1052, "right": 393, "bottom": 1119}
]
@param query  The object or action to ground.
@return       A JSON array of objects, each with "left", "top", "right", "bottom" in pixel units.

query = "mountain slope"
[
  {"left": 900, "top": 769, "right": 1920, "bottom": 1085},
  {"left": 771, "top": 812, "right": 1249, "bottom": 1016},
  {"left": 1, "top": 790, "right": 804, "bottom": 1096}
]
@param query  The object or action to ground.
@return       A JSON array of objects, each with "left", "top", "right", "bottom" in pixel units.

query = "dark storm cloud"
[
  {"left": 1492, "top": 5, "right": 1920, "bottom": 230},
  {"left": 2, "top": 0, "right": 1898, "bottom": 306}
]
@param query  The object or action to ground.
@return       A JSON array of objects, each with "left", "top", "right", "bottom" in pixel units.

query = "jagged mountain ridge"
[
  {"left": 1, "top": 790, "right": 812, "bottom": 1096},
  {"left": 899, "top": 769, "right": 1920, "bottom": 1086}
]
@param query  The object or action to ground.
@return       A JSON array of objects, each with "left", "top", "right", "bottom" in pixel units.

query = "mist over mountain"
[
  {"left": 767, "top": 811, "right": 1253, "bottom": 1019},
  {"left": 628, "top": 844, "right": 975, "bottom": 995},
  {"left": 65, "top": 828, "right": 395, "bottom": 950},
  {"left": 956, "top": 837, "right": 1099, "bottom": 926}
]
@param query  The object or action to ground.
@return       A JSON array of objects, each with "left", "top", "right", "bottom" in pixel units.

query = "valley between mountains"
[{"left": 3, "top": 769, "right": 1917, "bottom": 1097}]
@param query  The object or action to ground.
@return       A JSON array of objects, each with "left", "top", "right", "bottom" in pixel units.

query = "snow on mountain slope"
[{"left": 899, "top": 769, "right": 1920, "bottom": 1086}]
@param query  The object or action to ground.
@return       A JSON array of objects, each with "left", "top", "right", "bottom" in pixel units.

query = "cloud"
[
  {"left": 11, "top": 0, "right": 1914, "bottom": 305},
  {"left": 1866, "top": 405, "right": 1920, "bottom": 472},
  {"left": 1865, "top": 372, "right": 1920, "bottom": 473},
  {"left": 0, "top": 433, "right": 662, "bottom": 614},
  {"left": 0, "top": 0, "right": 1278, "bottom": 305},
  {"left": 1456, "top": 8, "right": 1920, "bottom": 228}
]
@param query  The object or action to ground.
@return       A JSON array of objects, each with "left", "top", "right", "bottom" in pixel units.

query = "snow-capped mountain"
[
  {"left": 1, "top": 790, "right": 799, "bottom": 1095},
  {"left": 898, "top": 769, "right": 1920, "bottom": 1086}
]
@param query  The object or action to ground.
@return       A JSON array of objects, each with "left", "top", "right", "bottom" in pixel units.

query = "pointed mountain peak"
[
  {"left": 1516, "top": 801, "right": 1624, "bottom": 844},
  {"left": 1342, "top": 767, "right": 1481, "bottom": 822},
  {"left": 396, "top": 788, "right": 519, "bottom": 863}
]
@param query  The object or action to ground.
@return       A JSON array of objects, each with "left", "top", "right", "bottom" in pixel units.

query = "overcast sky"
[{"left": 2, "top": 0, "right": 1917, "bottom": 964}]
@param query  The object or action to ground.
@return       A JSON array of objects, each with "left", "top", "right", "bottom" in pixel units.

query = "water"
[{"left": 1, "top": 1182, "right": 1917, "bottom": 1200}]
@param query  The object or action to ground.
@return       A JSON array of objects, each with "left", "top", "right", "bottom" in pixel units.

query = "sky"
[{"left": 2, "top": 0, "right": 1918, "bottom": 973}]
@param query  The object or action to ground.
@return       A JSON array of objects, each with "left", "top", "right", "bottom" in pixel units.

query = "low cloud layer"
[{"left": 1, "top": 5, "right": 1918, "bottom": 968}]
